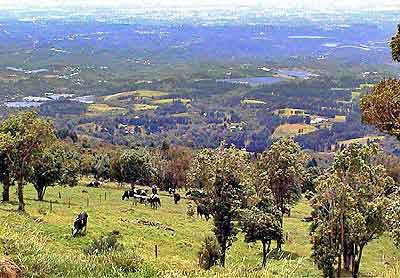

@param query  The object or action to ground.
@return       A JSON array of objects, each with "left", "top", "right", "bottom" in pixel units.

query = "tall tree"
[
  {"left": 29, "top": 143, "right": 64, "bottom": 201},
  {"left": 310, "top": 143, "right": 396, "bottom": 278},
  {"left": 0, "top": 112, "right": 55, "bottom": 211},
  {"left": 119, "top": 148, "right": 153, "bottom": 188},
  {"left": 258, "top": 137, "right": 307, "bottom": 249},
  {"left": 239, "top": 195, "right": 283, "bottom": 267},
  {"left": 189, "top": 145, "right": 252, "bottom": 267},
  {"left": 206, "top": 171, "right": 246, "bottom": 267}
]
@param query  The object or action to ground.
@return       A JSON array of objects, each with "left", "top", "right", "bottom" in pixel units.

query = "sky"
[{"left": 2, "top": 0, "right": 400, "bottom": 11}]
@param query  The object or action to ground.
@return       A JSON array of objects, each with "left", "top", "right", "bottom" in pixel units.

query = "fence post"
[
  {"left": 68, "top": 197, "right": 71, "bottom": 208},
  {"left": 58, "top": 192, "right": 61, "bottom": 199},
  {"left": 87, "top": 196, "right": 89, "bottom": 207},
  {"left": 104, "top": 191, "right": 107, "bottom": 201},
  {"left": 155, "top": 245, "right": 158, "bottom": 258},
  {"left": 49, "top": 200, "right": 53, "bottom": 213}
]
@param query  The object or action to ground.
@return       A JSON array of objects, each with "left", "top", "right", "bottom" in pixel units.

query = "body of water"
[
  {"left": 276, "top": 69, "right": 318, "bottom": 79},
  {"left": 5, "top": 101, "right": 43, "bottom": 108},
  {"left": 216, "top": 76, "right": 285, "bottom": 86}
]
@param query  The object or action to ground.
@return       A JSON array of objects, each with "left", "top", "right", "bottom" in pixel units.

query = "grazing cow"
[
  {"left": 149, "top": 194, "right": 161, "bottom": 209},
  {"left": 173, "top": 193, "right": 181, "bottom": 204},
  {"left": 122, "top": 190, "right": 135, "bottom": 200},
  {"left": 72, "top": 211, "right": 88, "bottom": 237},
  {"left": 168, "top": 187, "right": 176, "bottom": 195},
  {"left": 197, "top": 204, "right": 210, "bottom": 221},
  {"left": 186, "top": 190, "right": 206, "bottom": 200},
  {"left": 87, "top": 180, "right": 101, "bottom": 188}
]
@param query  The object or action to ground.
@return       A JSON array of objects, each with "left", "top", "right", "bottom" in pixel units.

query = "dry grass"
[
  {"left": 272, "top": 124, "right": 317, "bottom": 139},
  {"left": 103, "top": 90, "right": 169, "bottom": 102},
  {"left": 337, "top": 136, "right": 385, "bottom": 146},
  {"left": 151, "top": 99, "right": 191, "bottom": 105},
  {"left": 241, "top": 99, "right": 266, "bottom": 105}
]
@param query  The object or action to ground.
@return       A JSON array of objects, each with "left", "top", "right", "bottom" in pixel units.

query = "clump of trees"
[
  {"left": 0, "top": 111, "right": 55, "bottom": 211},
  {"left": 310, "top": 144, "right": 397, "bottom": 278}
]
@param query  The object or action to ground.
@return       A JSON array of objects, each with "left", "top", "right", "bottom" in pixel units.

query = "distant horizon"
[{"left": 2, "top": 0, "right": 400, "bottom": 12}]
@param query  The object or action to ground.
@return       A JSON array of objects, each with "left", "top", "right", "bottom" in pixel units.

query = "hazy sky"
[{"left": 2, "top": 0, "right": 399, "bottom": 11}]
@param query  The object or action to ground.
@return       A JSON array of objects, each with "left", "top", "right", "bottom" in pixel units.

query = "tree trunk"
[
  {"left": 220, "top": 239, "right": 227, "bottom": 267},
  {"left": 262, "top": 240, "right": 271, "bottom": 267},
  {"left": 17, "top": 177, "right": 25, "bottom": 211},
  {"left": 2, "top": 174, "right": 10, "bottom": 202},
  {"left": 337, "top": 213, "right": 345, "bottom": 277},
  {"left": 36, "top": 186, "right": 45, "bottom": 201},
  {"left": 277, "top": 202, "right": 284, "bottom": 250},
  {"left": 352, "top": 245, "right": 364, "bottom": 278}
]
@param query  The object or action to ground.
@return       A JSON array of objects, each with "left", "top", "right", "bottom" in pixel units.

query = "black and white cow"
[{"left": 72, "top": 211, "right": 88, "bottom": 237}]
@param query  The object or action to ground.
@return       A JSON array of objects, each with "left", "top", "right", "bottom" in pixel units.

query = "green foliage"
[
  {"left": 29, "top": 142, "right": 65, "bottom": 200},
  {"left": 0, "top": 111, "right": 55, "bottom": 211},
  {"left": 119, "top": 148, "right": 153, "bottom": 186},
  {"left": 387, "top": 190, "right": 400, "bottom": 248},
  {"left": 198, "top": 235, "right": 221, "bottom": 270},
  {"left": 186, "top": 203, "right": 195, "bottom": 218},
  {"left": 206, "top": 170, "right": 247, "bottom": 267},
  {"left": 239, "top": 195, "right": 283, "bottom": 267},
  {"left": 258, "top": 137, "right": 307, "bottom": 250},
  {"left": 391, "top": 24, "right": 400, "bottom": 62},
  {"left": 310, "top": 143, "right": 397, "bottom": 277},
  {"left": 360, "top": 79, "right": 400, "bottom": 140},
  {"left": 186, "top": 144, "right": 254, "bottom": 192},
  {"left": 85, "top": 233, "right": 124, "bottom": 255}
]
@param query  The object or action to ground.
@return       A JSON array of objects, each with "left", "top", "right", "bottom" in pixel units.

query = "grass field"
[
  {"left": 337, "top": 136, "right": 385, "bottom": 146},
  {"left": 0, "top": 183, "right": 399, "bottom": 277},
  {"left": 151, "top": 98, "right": 191, "bottom": 105},
  {"left": 87, "top": 104, "right": 127, "bottom": 114},
  {"left": 103, "top": 90, "right": 169, "bottom": 102},
  {"left": 272, "top": 124, "right": 317, "bottom": 139},
  {"left": 241, "top": 99, "right": 266, "bottom": 105},
  {"left": 133, "top": 104, "right": 158, "bottom": 111}
]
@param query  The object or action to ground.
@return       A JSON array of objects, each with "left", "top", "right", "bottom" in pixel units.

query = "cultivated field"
[
  {"left": 0, "top": 183, "right": 399, "bottom": 277},
  {"left": 103, "top": 91, "right": 169, "bottom": 102},
  {"left": 272, "top": 124, "right": 317, "bottom": 139}
]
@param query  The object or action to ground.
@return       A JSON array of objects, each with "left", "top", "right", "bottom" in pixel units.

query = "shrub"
[
  {"left": 85, "top": 233, "right": 123, "bottom": 255},
  {"left": 198, "top": 235, "right": 221, "bottom": 270},
  {"left": 186, "top": 203, "right": 195, "bottom": 218}
]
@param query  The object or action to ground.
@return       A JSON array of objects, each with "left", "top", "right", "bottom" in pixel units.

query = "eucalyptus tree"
[
  {"left": 187, "top": 144, "right": 253, "bottom": 267},
  {"left": 310, "top": 143, "right": 396, "bottom": 278},
  {"left": 257, "top": 137, "right": 307, "bottom": 249},
  {"left": 0, "top": 112, "right": 55, "bottom": 211},
  {"left": 239, "top": 194, "right": 283, "bottom": 267}
]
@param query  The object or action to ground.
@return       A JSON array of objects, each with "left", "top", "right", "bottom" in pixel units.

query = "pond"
[{"left": 216, "top": 76, "right": 286, "bottom": 86}]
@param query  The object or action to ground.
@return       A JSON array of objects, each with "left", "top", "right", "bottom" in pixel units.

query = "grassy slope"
[
  {"left": 0, "top": 184, "right": 399, "bottom": 277},
  {"left": 272, "top": 124, "right": 318, "bottom": 139}
]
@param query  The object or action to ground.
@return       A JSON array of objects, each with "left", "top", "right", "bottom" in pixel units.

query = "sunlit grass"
[{"left": 0, "top": 183, "right": 398, "bottom": 277}]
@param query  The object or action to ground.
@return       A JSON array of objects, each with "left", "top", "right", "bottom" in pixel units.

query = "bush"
[
  {"left": 198, "top": 235, "right": 221, "bottom": 270},
  {"left": 85, "top": 233, "right": 123, "bottom": 255},
  {"left": 186, "top": 203, "right": 195, "bottom": 218}
]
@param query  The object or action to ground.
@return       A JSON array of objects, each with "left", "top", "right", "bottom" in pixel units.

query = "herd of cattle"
[{"left": 71, "top": 182, "right": 210, "bottom": 237}]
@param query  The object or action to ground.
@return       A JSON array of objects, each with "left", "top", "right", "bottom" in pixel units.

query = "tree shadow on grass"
[{"left": 0, "top": 201, "right": 19, "bottom": 212}]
